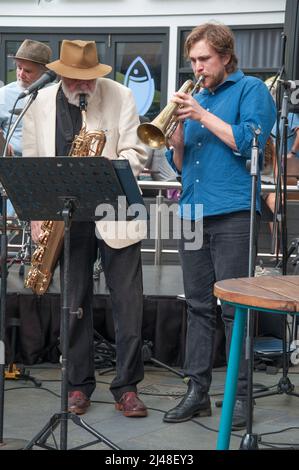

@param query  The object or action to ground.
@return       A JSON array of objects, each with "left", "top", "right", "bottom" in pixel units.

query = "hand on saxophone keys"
[{"left": 31, "top": 221, "right": 43, "bottom": 244}]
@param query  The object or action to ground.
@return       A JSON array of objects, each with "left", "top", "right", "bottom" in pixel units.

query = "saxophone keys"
[
  {"left": 42, "top": 221, "right": 53, "bottom": 231},
  {"left": 38, "top": 230, "right": 50, "bottom": 246},
  {"left": 24, "top": 267, "right": 38, "bottom": 288},
  {"left": 32, "top": 246, "right": 45, "bottom": 263}
]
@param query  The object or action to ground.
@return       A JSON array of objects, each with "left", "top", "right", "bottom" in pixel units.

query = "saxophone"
[{"left": 25, "top": 94, "right": 106, "bottom": 295}]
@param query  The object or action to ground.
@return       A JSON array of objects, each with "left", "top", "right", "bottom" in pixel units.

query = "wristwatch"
[{"left": 290, "top": 150, "right": 297, "bottom": 156}]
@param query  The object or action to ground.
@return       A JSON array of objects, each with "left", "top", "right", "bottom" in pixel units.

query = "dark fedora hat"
[
  {"left": 46, "top": 40, "right": 112, "bottom": 80},
  {"left": 13, "top": 39, "right": 52, "bottom": 65}
]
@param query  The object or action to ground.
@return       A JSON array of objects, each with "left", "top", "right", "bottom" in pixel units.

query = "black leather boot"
[
  {"left": 163, "top": 381, "right": 211, "bottom": 423},
  {"left": 232, "top": 399, "right": 253, "bottom": 430}
]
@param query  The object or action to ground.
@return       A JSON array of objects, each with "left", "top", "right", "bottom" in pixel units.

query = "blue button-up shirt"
[
  {"left": 0, "top": 81, "right": 26, "bottom": 156},
  {"left": 273, "top": 112, "right": 299, "bottom": 157},
  {"left": 0, "top": 81, "right": 27, "bottom": 215},
  {"left": 166, "top": 70, "right": 276, "bottom": 218}
]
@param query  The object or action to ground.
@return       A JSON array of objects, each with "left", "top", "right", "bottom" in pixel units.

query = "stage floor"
[
  {"left": 3, "top": 264, "right": 299, "bottom": 452},
  {"left": 2, "top": 362, "right": 299, "bottom": 451}
]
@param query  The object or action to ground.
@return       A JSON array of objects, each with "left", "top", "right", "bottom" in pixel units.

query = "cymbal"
[{"left": 9, "top": 108, "right": 23, "bottom": 116}]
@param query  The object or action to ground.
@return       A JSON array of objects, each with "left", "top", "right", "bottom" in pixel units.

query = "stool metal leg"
[{"left": 217, "top": 306, "right": 246, "bottom": 450}]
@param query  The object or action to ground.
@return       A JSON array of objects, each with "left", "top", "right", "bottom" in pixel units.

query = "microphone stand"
[
  {"left": 271, "top": 84, "right": 290, "bottom": 273},
  {"left": 239, "top": 128, "right": 260, "bottom": 450},
  {"left": 279, "top": 84, "right": 290, "bottom": 276},
  {"left": 0, "top": 91, "right": 37, "bottom": 450},
  {"left": 2, "top": 92, "right": 37, "bottom": 159},
  {"left": 271, "top": 34, "right": 286, "bottom": 259},
  {"left": 251, "top": 81, "right": 299, "bottom": 416}
]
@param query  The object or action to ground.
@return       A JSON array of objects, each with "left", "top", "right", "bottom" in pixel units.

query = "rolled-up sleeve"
[{"left": 232, "top": 80, "right": 276, "bottom": 159}]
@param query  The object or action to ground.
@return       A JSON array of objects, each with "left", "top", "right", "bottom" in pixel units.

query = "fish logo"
[{"left": 124, "top": 56, "right": 155, "bottom": 115}]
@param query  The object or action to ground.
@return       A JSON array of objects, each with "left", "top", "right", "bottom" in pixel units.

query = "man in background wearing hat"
[
  {"left": 0, "top": 39, "right": 52, "bottom": 156},
  {"left": 0, "top": 39, "right": 52, "bottom": 215},
  {"left": 23, "top": 40, "right": 148, "bottom": 418}
]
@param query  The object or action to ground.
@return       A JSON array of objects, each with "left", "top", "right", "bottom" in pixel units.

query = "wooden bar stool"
[{"left": 214, "top": 275, "right": 299, "bottom": 450}]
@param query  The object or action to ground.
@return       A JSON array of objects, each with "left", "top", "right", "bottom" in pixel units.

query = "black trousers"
[
  {"left": 60, "top": 222, "right": 144, "bottom": 401},
  {"left": 178, "top": 211, "right": 259, "bottom": 399}
]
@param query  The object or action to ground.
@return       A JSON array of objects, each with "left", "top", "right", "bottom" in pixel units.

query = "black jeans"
[
  {"left": 178, "top": 211, "right": 259, "bottom": 399},
  {"left": 60, "top": 222, "right": 144, "bottom": 401}
]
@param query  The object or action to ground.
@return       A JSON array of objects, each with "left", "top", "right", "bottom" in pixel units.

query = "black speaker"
[{"left": 284, "top": 0, "right": 299, "bottom": 81}]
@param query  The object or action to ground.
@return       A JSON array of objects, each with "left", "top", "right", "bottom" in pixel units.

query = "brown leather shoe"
[
  {"left": 115, "top": 391, "right": 148, "bottom": 417},
  {"left": 68, "top": 391, "right": 90, "bottom": 415}
]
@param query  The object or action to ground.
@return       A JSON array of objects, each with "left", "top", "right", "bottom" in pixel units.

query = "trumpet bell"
[
  {"left": 137, "top": 122, "right": 166, "bottom": 149},
  {"left": 137, "top": 77, "right": 204, "bottom": 150}
]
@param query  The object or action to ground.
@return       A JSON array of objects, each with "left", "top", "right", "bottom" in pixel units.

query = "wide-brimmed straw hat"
[
  {"left": 46, "top": 40, "right": 112, "bottom": 80},
  {"left": 13, "top": 39, "right": 52, "bottom": 65}
]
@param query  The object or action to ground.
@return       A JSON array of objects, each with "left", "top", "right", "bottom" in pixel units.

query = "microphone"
[
  {"left": 277, "top": 78, "right": 297, "bottom": 90},
  {"left": 18, "top": 70, "right": 57, "bottom": 99}
]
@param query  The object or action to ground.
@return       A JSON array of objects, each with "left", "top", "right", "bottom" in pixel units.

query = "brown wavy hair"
[{"left": 184, "top": 22, "right": 238, "bottom": 74}]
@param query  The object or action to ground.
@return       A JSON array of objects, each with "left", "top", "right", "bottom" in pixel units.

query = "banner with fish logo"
[{"left": 124, "top": 56, "right": 155, "bottom": 116}]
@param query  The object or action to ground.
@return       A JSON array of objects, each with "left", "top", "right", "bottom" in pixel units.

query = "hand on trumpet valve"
[
  {"left": 172, "top": 91, "right": 205, "bottom": 123},
  {"left": 166, "top": 120, "right": 184, "bottom": 151}
]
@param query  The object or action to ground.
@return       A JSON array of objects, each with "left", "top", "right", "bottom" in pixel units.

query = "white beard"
[
  {"left": 17, "top": 78, "right": 27, "bottom": 90},
  {"left": 61, "top": 80, "right": 97, "bottom": 107}
]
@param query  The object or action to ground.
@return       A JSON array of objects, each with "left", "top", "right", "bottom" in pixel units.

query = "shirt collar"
[{"left": 201, "top": 69, "right": 244, "bottom": 95}]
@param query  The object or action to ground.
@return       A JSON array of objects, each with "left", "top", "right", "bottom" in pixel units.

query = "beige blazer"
[{"left": 22, "top": 79, "right": 148, "bottom": 248}]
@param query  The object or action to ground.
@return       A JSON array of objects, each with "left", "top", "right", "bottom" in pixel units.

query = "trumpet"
[{"left": 137, "top": 75, "right": 205, "bottom": 149}]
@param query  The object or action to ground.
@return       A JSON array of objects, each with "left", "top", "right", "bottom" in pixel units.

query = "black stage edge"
[{"left": 5, "top": 264, "right": 188, "bottom": 368}]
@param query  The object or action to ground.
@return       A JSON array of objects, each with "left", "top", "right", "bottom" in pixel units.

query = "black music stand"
[{"left": 0, "top": 156, "right": 145, "bottom": 451}]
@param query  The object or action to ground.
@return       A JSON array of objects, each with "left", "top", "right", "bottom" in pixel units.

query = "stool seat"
[
  {"left": 214, "top": 275, "right": 299, "bottom": 450},
  {"left": 214, "top": 275, "right": 299, "bottom": 313}
]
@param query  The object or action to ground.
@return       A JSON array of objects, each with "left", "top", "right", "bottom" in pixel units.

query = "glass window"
[
  {"left": 115, "top": 42, "right": 163, "bottom": 120},
  {"left": 178, "top": 72, "right": 194, "bottom": 89},
  {"left": 234, "top": 29, "right": 282, "bottom": 70},
  {"left": 177, "top": 26, "right": 283, "bottom": 87},
  {"left": 179, "top": 30, "right": 191, "bottom": 69},
  {"left": 6, "top": 41, "right": 23, "bottom": 83},
  {"left": 0, "top": 31, "right": 168, "bottom": 123},
  {"left": 96, "top": 42, "right": 108, "bottom": 69}
]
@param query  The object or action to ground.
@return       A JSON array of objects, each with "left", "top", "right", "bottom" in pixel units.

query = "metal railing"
[
  {"left": 138, "top": 180, "right": 299, "bottom": 265},
  {"left": 4, "top": 181, "right": 299, "bottom": 266}
]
